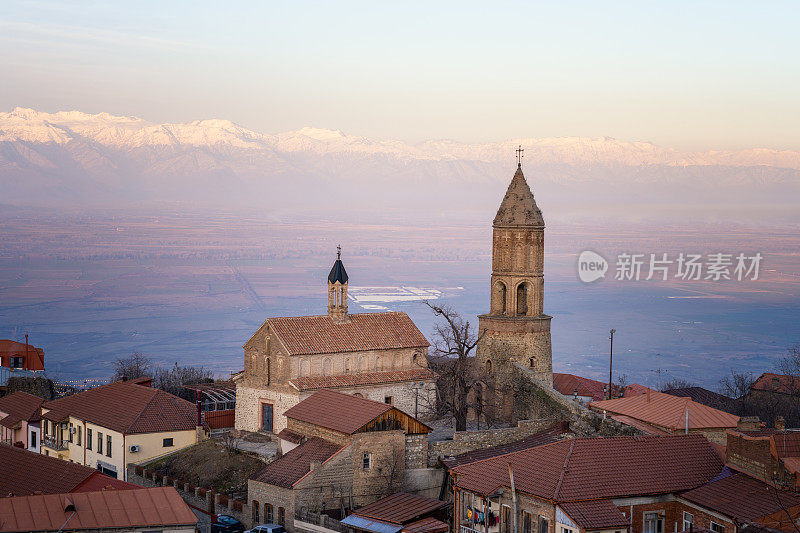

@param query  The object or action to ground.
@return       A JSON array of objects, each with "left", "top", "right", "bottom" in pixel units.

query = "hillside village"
[{"left": 1, "top": 162, "right": 799, "bottom": 533}]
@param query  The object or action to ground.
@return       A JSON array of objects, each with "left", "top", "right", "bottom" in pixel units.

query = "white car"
[{"left": 245, "top": 524, "right": 287, "bottom": 533}]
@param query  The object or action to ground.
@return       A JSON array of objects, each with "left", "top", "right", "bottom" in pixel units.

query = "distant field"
[{"left": 0, "top": 208, "right": 798, "bottom": 389}]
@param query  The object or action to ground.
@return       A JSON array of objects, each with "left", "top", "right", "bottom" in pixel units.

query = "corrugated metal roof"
[
  {"left": 0, "top": 487, "right": 197, "bottom": 532},
  {"left": 353, "top": 493, "right": 449, "bottom": 525},
  {"left": 266, "top": 312, "right": 429, "bottom": 356},
  {"left": 341, "top": 514, "right": 403, "bottom": 533},
  {"left": 591, "top": 390, "right": 739, "bottom": 431}
]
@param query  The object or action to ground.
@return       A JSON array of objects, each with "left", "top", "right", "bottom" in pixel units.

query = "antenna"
[
  {"left": 515, "top": 145, "right": 524, "bottom": 167},
  {"left": 650, "top": 353, "right": 669, "bottom": 390}
]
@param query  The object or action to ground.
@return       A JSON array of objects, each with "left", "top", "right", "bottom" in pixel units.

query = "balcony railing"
[
  {"left": 42, "top": 436, "right": 68, "bottom": 451},
  {"left": 461, "top": 526, "right": 484, "bottom": 533}
]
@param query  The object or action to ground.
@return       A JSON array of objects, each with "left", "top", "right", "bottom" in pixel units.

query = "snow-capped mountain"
[{"left": 1, "top": 107, "right": 799, "bottom": 222}]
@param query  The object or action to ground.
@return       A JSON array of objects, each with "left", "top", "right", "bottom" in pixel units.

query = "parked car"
[
  {"left": 245, "top": 524, "right": 287, "bottom": 533},
  {"left": 211, "top": 515, "right": 245, "bottom": 533}
]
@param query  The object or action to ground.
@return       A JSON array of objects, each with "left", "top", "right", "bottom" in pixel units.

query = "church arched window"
[
  {"left": 323, "top": 358, "right": 332, "bottom": 376},
  {"left": 300, "top": 359, "right": 310, "bottom": 377},
  {"left": 374, "top": 357, "right": 381, "bottom": 371},
  {"left": 358, "top": 356, "right": 367, "bottom": 372},
  {"left": 344, "top": 358, "right": 351, "bottom": 374},
  {"left": 495, "top": 281, "right": 507, "bottom": 314},
  {"left": 486, "top": 359, "right": 493, "bottom": 375},
  {"left": 266, "top": 357, "right": 271, "bottom": 385},
  {"left": 516, "top": 282, "right": 528, "bottom": 316}
]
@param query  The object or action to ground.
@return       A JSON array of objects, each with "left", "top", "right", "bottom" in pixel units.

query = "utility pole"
[{"left": 607, "top": 329, "right": 616, "bottom": 399}]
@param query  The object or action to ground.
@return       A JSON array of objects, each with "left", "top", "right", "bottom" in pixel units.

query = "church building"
[
  {"left": 234, "top": 250, "right": 437, "bottom": 434},
  {"left": 477, "top": 156, "right": 554, "bottom": 387}
]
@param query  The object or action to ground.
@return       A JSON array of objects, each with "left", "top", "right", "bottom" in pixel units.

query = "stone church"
[
  {"left": 234, "top": 250, "right": 437, "bottom": 434},
  {"left": 477, "top": 161, "right": 554, "bottom": 387}
]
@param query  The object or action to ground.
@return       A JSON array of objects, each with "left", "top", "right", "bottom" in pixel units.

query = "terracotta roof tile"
[
  {"left": 590, "top": 390, "right": 739, "bottom": 431},
  {"left": 0, "top": 445, "right": 135, "bottom": 496},
  {"left": 0, "top": 414, "right": 22, "bottom": 429},
  {"left": 277, "top": 428, "right": 305, "bottom": 444},
  {"left": 402, "top": 517, "right": 450, "bottom": 533},
  {"left": 284, "top": 389, "right": 393, "bottom": 434},
  {"left": 354, "top": 493, "right": 449, "bottom": 524},
  {"left": 441, "top": 422, "right": 571, "bottom": 468},
  {"left": 559, "top": 500, "right": 630, "bottom": 530},
  {"left": 771, "top": 433, "right": 800, "bottom": 459},
  {"left": 290, "top": 368, "right": 434, "bottom": 391},
  {"left": 0, "top": 391, "right": 45, "bottom": 422},
  {"left": 41, "top": 381, "right": 196, "bottom": 434},
  {"left": 0, "top": 487, "right": 196, "bottom": 532},
  {"left": 680, "top": 472, "right": 800, "bottom": 522},
  {"left": 250, "top": 437, "right": 343, "bottom": 488},
  {"left": 266, "top": 312, "right": 428, "bottom": 356},
  {"left": 751, "top": 372, "right": 800, "bottom": 395},
  {"left": 553, "top": 373, "right": 647, "bottom": 401},
  {"left": 452, "top": 434, "right": 723, "bottom": 501}
]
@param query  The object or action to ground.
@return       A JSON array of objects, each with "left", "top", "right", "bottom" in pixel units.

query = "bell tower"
[
  {"left": 328, "top": 245, "right": 349, "bottom": 322},
  {"left": 477, "top": 151, "right": 553, "bottom": 387}
]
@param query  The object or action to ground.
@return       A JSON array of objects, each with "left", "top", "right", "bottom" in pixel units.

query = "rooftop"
[
  {"left": 264, "top": 312, "right": 429, "bottom": 356},
  {"left": 590, "top": 389, "right": 740, "bottom": 431},
  {"left": 0, "top": 339, "right": 45, "bottom": 371},
  {"left": 0, "top": 486, "right": 197, "bottom": 532},
  {"left": 559, "top": 499, "right": 630, "bottom": 530},
  {"left": 290, "top": 368, "right": 434, "bottom": 391},
  {"left": 553, "top": 372, "right": 648, "bottom": 402},
  {"left": 662, "top": 386, "right": 738, "bottom": 414},
  {"left": 493, "top": 165, "right": 544, "bottom": 227},
  {"left": 352, "top": 493, "right": 449, "bottom": 525},
  {"left": 0, "top": 391, "right": 45, "bottom": 423},
  {"left": 751, "top": 372, "right": 800, "bottom": 396},
  {"left": 250, "top": 436, "right": 343, "bottom": 488},
  {"left": 0, "top": 445, "right": 137, "bottom": 496},
  {"left": 41, "top": 380, "right": 196, "bottom": 435},
  {"left": 451, "top": 434, "right": 723, "bottom": 502}
]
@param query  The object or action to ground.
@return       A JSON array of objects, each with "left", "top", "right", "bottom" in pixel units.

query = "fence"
[{"left": 202, "top": 409, "right": 236, "bottom": 430}]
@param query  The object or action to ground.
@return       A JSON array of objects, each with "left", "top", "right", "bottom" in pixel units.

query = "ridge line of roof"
[
  {"left": 267, "top": 311, "right": 406, "bottom": 321},
  {"left": 120, "top": 385, "right": 159, "bottom": 434},
  {"left": 450, "top": 437, "right": 571, "bottom": 473},
  {"left": 291, "top": 441, "right": 349, "bottom": 488},
  {"left": 553, "top": 439, "right": 576, "bottom": 501}
]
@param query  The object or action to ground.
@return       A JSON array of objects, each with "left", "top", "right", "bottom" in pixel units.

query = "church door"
[{"left": 262, "top": 403, "right": 273, "bottom": 432}]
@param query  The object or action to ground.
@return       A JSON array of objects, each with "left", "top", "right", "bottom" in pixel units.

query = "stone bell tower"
[
  {"left": 477, "top": 152, "right": 553, "bottom": 387},
  {"left": 328, "top": 245, "right": 349, "bottom": 322}
]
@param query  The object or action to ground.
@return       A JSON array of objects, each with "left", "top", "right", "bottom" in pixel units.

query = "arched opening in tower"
[
  {"left": 494, "top": 281, "right": 507, "bottom": 314},
  {"left": 516, "top": 282, "right": 528, "bottom": 316}
]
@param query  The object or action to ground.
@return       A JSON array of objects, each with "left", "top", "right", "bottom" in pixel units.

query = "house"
[
  {"left": 0, "top": 338, "right": 45, "bottom": 372},
  {"left": 0, "top": 444, "right": 138, "bottom": 496},
  {"left": 341, "top": 492, "right": 450, "bottom": 533},
  {"left": 726, "top": 425, "right": 800, "bottom": 489},
  {"left": 0, "top": 391, "right": 45, "bottom": 451},
  {"left": 590, "top": 389, "right": 740, "bottom": 444},
  {"left": 676, "top": 469, "right": 800, "bottom": 533},
  {"left": 39, "top": 379, "right": 201, "bottom": 480},
  {"left": 662, "top": 387, "right": 738, "bottom": 415},
  {"left": 0, "top": 486, "right": 197, "bottom": 532},
  {"left": 750, "top": 373, "right": 800, "bottom": 398},
  {"left": 553, "top": 373, "right": 648, "bottom": 403},
  {"left": 234, "top": 250, "right": 436, "bottom": 435},
  {"left": 248, "top": 389, "right": 432, "bottom": 532},
  {"left": 450, "top": 434, "right": 725, "bottom": 533}
]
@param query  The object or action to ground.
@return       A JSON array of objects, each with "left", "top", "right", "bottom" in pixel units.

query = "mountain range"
[{"left": 2, "top": 107, "right": 799, "bottom": 223}]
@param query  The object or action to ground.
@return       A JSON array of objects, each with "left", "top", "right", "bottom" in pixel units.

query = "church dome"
[{"left": 493, "top": 165, "right": 544, "bottom": 227}]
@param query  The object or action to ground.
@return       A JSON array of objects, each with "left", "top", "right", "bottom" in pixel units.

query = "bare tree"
[
  {"left": 425, "top": 302, "right": 485, "bottom": 431},
  {"left": 661, "top": 378, "right": 695, "bottom": 391},
  {"left": 375, "top": 442, "right": 405, "bottom": 497},
  {"left": 113, "top": 352, "right": 152, "bottom": 381},
  {"left": 152, "top": 362, "right": 213, "bottom": 399}
]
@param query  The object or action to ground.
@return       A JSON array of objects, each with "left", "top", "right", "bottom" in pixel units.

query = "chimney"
[
  {"left": 775, "top": 416, "right": 786, "bottom": 431},
  {"left": 646, "top": 388, "right": 651, "bottom": 403},
  {"left": 737, "top": 416, "right": 761, "bottom": 431}
]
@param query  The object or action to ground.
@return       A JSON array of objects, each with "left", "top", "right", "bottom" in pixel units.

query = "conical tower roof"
[
  {"left": 493, "top": 164, "right": 544, "bottom": 227},
  {"left": 328, "top": 247, "right": 349, "bottom": 284}
]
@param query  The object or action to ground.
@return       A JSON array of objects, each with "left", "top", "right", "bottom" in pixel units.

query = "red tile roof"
[
  {"left": 0, "top": 414, "right": 22, "bottom": 429},
  {"left": 771, "top": 432, "right": 800, "bottom": 459},
  {"left": 451, "top": 434, "right": 723, "bottom": 501},
  {"left": 402, "top": 517, "right": 450, "bottom": 533},
  {"left": 0, "top": 391, "right": 44, "bottom": 423},
  {"left": 609, "top": 414, "right": 670, "bottom": 435},
  {"left": 0, "top": 487, "right": 197, "bottom": 532},
  {"left": 553, "top": 373, "right": 648, "bottom": 402},
  {"left": 266, "top": 312, "right": 429, "bottom": 356},
  {"left": 354, "top": 493, "right": 449, "bottom": 525},
  {"left": 290, "top": 368, "right": 434, "bottom": 391},
  {"left": 441, "top": 422, "right": 572, "bottom": 468},
  {"left": 250, "top": 437, "right": 343, "bottom": 488},
  {"left": 680, "top": 472, "right": 800, "bottom": 522},
  {"left": 751, "top": 372, "right": 800, "bottom": 395},
  {"left": 41, "top": 380, "right": 197, "bottom": 434},
  {"left": 559, "top": 500, "right": 630, "bottom": 530},
  {"left": 277, "top": 428, "right": 305, "bottom": 444},
  {"left": 285, "top": 389, "right": 393, "bottom": 434},
  {"left": 0, "top": 445, "right": 136, "bottom": 496},
  {"left": 0, "top": 339, "right": 45, "bottom": 371},
  {"left": 590, "top": 390, "right": 739, "bottom": 431},
  {"left": 662, "top": 387, "right": 738, "bottom": 414}
]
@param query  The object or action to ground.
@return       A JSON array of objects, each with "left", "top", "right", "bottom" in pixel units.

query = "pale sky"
[{"left": 1, "top": 0, "right": 798, "bottom": 150}]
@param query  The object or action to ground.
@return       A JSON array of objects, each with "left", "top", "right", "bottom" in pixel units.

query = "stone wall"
[
  {"left": 404, "top": 434, "right": 428, "bottom": 469},
  {"left": 235, "top": 384, "right": 300, "bottom": 433},
  {"left": 248, "top": 479, "right": 295, "bottom": 531},
  {"left": 287, "top": 418, "right": 351, "bottom": 446}
]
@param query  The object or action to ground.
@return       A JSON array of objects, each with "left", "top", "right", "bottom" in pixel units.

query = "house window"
[
  {"left": 30, "top": 430, "right": 37, "bottom": 449},
  {"left": 106, "top": 435, "right": 112, "bottom": 457},
  {"left": 502, "top": 506, "right": 511, "bottom": 533},
  {"left": 523, "top": 511, "right": 532, "bottom": 533},
  {"left": 710, "top": 522, "right": 725, "bottom": 533},
  {"left": 278, "top": 507, "right": 285, "bottom": 525},
  {"left": 539, "top": 516, "right": 550, "bottom": 533},
  {"left": 68, "top": 423, "right": 74, "bottom": 443},
  {"left": 253, "top": 500, "right": 260, "bottom": 523},
  {"left": 265, "top": 503, "right": 273, "bottom": 523},
  {"left": 644, "top": 512, "right": 663, "bottom": 533},
  {"left": 97, "top": 432, "right": 103, "bottom": 454},
  {"left": 77, "top": 426, "right": 81, "bottom": 446},
  {"left": 363, "top": 452, "right": 371, "bottom": 469},
  {"left": 87, "top": 428, "right": 92, "bottom": 450},
  {"left": 10, "top": 356, "right": 23, "bottom": 368},
  {"left": 683, "top": 512, "right": 694, "bottom": 531},
  {"left": 163, "top": 437, "right": 174, "bottom": 447},
  {"left": 385, "top": 396, "right": 393, "bottom": 404}
]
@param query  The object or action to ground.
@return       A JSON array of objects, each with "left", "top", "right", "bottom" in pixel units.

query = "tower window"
[
  {"left": 516, "top": 283, "right": 528, "bottom": 316},
  {"left": 529, "top": 357, "right": 535, "bottom": 368},
  {"left": 495, "top": 281, "right": 507, "bottom": 314},
  {"left": 486, "top": 359, "right": 493, "bottom": 374}
]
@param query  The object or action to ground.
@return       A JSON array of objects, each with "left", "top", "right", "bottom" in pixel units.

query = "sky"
[{"left": 1, "top": 0, "right": 799, "bottom": 150}]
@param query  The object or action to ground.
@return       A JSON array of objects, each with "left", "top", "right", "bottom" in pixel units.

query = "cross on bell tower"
[{"left": 516, "top": 145, "right": 524, "bottom": 167}]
